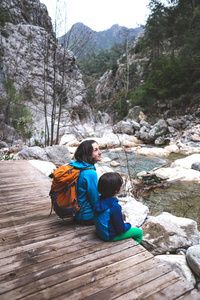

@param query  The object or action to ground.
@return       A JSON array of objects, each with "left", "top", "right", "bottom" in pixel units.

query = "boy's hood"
[
  {"left": 69, "top": 160, "right": 96, "bottom": 170},
  {"left": 94, "top": 197, "right": 118, "bottom": 214}
]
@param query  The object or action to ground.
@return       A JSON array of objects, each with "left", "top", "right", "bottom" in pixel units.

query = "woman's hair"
[
  {"left": 74, "top": 139, "right": 97, "bottom": 164},
  {"left": 98, "top": 172, "right": 123, "bottom": 198}
]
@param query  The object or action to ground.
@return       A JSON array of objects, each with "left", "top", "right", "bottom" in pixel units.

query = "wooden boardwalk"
[{"left": 0, "top": 160, "right": 199, "bottom": 300}]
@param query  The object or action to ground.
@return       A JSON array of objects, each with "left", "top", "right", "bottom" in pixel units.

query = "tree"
[
  {"left": 146, "top": 0, "right": 167, "bottom": 58},
  {"left": 0, "top": 77, "right": 33, "bottom": 141}
]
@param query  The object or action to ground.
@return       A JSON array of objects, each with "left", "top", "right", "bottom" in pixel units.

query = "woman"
[{"left": 69, "top": 139, "right": 102, "bottom": 226}]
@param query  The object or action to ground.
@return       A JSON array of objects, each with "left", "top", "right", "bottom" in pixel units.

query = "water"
[
  {"left": 141, "top": 181, "right": 200, "bottom": 230},
  {"left": 101, "top": 149, "right": 168, "bottom": 176},
  {"left": 101, "top": 149, "right": 200, "bottom": 230}
]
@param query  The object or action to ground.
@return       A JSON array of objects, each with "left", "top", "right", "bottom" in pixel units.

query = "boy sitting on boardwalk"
[{"left": 94, "top": 172, "right": 143, "bottom": 243}]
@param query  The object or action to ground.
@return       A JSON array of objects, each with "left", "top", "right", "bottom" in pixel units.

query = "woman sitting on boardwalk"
[{"left": 69, "top": 139, "right": 102, "bottom": 226}]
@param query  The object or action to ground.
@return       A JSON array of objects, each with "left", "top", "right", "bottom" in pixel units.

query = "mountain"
[
  {"left": 95, "top": 24, "right": 143, "bottom": 51},
  {"left": 58, "top": 22, "right": 143, "bottom": 59}
]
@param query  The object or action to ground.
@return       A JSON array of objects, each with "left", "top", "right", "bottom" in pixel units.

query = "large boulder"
[
  {"left": 45, "top": 145, "right": 71, "bottom": 167},
  {"left": 171, "top": 154, "right": 200, "bottom": 169},
  {"left": 17, "top": 145, "right": 71, "bottom": 167},
  {"left": 156, "top": 254, "right": 196, "bottom": 286},
  {"left": 28, "top": 160, "right": 56, "bottom": 177},
  {"left": 119, "top": 197, "right": 149, "bottom": 227},
  {"left": 125, "top": 106, "right": 143, "bottom": 122},
  {"left": 148, "top": 119, "right": 168, "bottom": 141},
  {"left": 17, "top": 146, "right": 48, "bottom": 161},
  {"left": 113, "top": 120, "right": 134, "bottom": 135},
  {"left": 154, "top": 154, "right": 200, "bottom": 182},
  {"left": 186, "top": 244, "right": 200, "bottom": 277},
  {"left": 141, "top": 212, "right": 200, "bottom": 255}
]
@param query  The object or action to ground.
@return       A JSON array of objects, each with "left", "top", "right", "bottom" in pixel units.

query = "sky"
[{"left": 40, "top": 0, "right": 169, "bottom": 35}]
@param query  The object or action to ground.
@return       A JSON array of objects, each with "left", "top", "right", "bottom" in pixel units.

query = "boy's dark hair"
[
  {"left": 75, "top": 139, "right": 97, "bottom": 164},
  {"left": 98, "top": 172, "right": 123, "bottom": 198}
]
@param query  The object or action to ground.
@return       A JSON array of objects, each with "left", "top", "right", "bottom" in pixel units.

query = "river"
[{"left": 101, "top": 149, "right": 200, "bottom": 230}]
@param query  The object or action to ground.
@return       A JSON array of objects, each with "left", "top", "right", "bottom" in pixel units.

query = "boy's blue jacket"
[
  {"left": 93, "top": 197, "right": 131, "bottom": 241},
  {"left": 69, "top": 160, "right": 99, "bottom": 221}
]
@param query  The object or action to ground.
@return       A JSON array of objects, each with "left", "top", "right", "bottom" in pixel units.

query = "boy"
[{"left": 94, "top": 172, "right": 143, "bottom": 243}]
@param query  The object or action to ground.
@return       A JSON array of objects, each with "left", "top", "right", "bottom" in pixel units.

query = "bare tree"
[{"left": 43, "top": 0, "right": 95, "bottom": 145}]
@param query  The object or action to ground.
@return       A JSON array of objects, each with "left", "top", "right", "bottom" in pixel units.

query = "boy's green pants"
[{"left": 111, "top": 227, "right": 143, "bottom": 244}]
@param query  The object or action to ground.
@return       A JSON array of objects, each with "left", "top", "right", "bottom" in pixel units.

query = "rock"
[
  {"left": 134, "top": 146, "right": 168, "bottom": 157},
  {"left": 164, "top": 143, "right": 180, "bottom": 154},
  {"left": 175, "top": 142, "right": 200, "bottom": 156},
  {"left": 155, "top": 165, "right": 200, "bottom": 182},
  {"left": 119, "top": 197, "right": 149, "bottom": 227},
  {"left": 60, "top": 134, "right": 79, "bottom": 146},
  {"left": 45, "top": 145, "right": 71, "bottom": 167},
  {"left": 120, "top": 134, "right": 143, "bottom": 145},
  {"left": 171, "top": 154, "right": 200, "bottom": 169},
  {"left": 95, "top": 164, "right": 114, "bottom": 178},
  {"left": 17, "top": 146, "right": 48, "bottom": 161},
  {"left": 108, "top": 147, "right": 124, "bottom": 152},
  {"left": 154, "top": 154, "right": 200, "bottom": 182},
  {"left": 0, "top": 141, "right": 8, "bottom": 148},
  {"left": 95, "top": 111, "right": 111, "bottom": 124},
  {"left": 28, "top": 160, "right": 56, "bottom": 177},
  {"left": 125, "top": 106, "right": 142, "bottom": 122},
  {"left": 141, "top": 212, "right": 200, "bottom": 255},
  {"left": 166, "top": 118, "right": 182, "bottom": 129},
  {"left": 110, "top": 161, "right": 120, "bottom": 167},
  {"left": 140, "top": 120, "right": 150, "bottom": 128},
  {"left": 139, "top": 111, "right": 147, "bottom": 121},
  {"left": 139, "top": 126, "right": 152, "bottom": 143},
  {"left": 186, "top": 244, "right": 200, "bottom": 277},
  {"left": 131, "top": 120, "right": 141, "bottom": 131},
  {"left": 156, "top": 254, "right": 196, "bottom": 286},
  {"left": 0, "top": 0, "right": 88, "bottom": 146},
  {"left": 17, "top": 145, "right": 71, "bottom": 167},
  {"left": 191, "top": 162, "right": 200, "bottom": 171},
  {"left": 148, "top": 119, "right": 168, "bottom": 142},
  {"left": 100, "top": 156, "right": 112, "bottom": 163},
  {"left": 113, "top": 120, "right": 134, "bottom": 135},
  {"left": 121, "top": 140, "right": 136, "bottom": 147},
  {"left": 154, "top": 136, "right": 169, "bottom": 146},
  {"left": 191, "top": 134, "right": 200, "bottom": 142}
]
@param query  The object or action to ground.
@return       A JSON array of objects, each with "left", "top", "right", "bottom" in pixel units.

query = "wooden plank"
[
  {"left": 0, "top": 229, "right": 97, "bottom": 259},
  {"left": 58, "top": 261, "right": 174, "bottom": 300},
  {"left": 0, "top": 243, "right": 145, "bottom": 299},
  {"left": 177, "top": 289, "right": 200, "bottom": 299},
  {"left": 113, "top": 271, "right": 193, "bottom": 300},
  {"left": 18, "top": 252, "right": 154, "bottom": 300},
  {"left": 142, "top": 278, "right": 196, "bottom": 299},
  {"left": 0, "top": 238, "right": 137, "bottom": 279}
]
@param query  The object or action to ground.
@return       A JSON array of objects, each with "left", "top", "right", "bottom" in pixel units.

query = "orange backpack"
[{"left": 49, "top": 164, "right": 92, "bottom": 219}]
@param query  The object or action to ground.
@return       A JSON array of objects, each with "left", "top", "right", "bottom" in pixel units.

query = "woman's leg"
[{"left": 111, "top": 227, "right": 143, "bottom": 244}]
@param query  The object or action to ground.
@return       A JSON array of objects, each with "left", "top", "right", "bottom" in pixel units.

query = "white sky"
[{"left": 40, "top": 0, "right": 169, "bottom": 35}]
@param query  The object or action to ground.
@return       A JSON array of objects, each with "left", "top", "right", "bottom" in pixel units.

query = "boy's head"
[{"left": 98, "top": 172, "right": 123, "bottom": 198}]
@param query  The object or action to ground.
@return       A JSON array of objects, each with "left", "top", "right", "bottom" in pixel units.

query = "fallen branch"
[{"left": 152, "top": 161, "right": 171, "bottom": 171}]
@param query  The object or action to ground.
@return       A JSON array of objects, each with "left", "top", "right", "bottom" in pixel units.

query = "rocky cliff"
[{"left": 0, "top": 0, "right": 95, "bottom": 146}]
